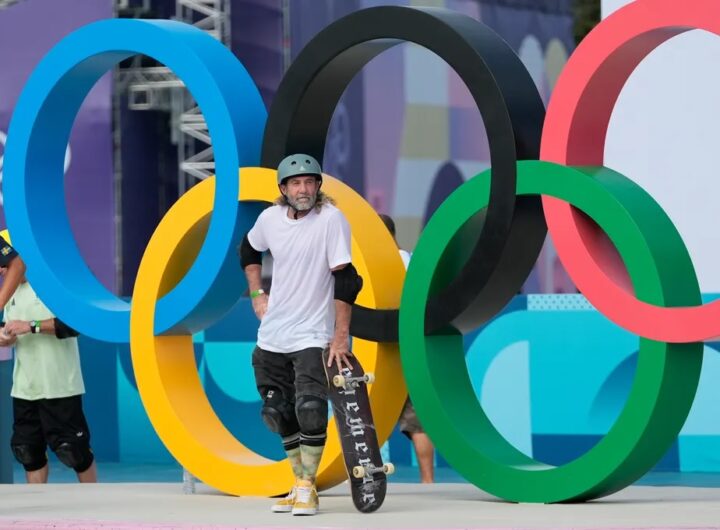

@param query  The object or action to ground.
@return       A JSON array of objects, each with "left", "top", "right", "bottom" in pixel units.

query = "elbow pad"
[
  {"left": 54, "top": 318, "right": 79, "bottom": 339},
  {"left": 333, "top": 263, "right": 363, "bottom": 304},
  {"left": 239, "top": 234, "right": 262, "bottom": 269}
]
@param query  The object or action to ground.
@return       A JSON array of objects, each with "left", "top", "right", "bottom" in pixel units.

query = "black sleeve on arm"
[
  {"left": 0, "top": 236, "right": 19, "bottom": 268},
  {"left": 54, "top": 318, "right": 79, "bottom": 339},
  {"left": 333, "top": 263, "right": 363, "bottom": 305},
  {"left": 238, "top": 234, "right": 262, "bottom": 269}
]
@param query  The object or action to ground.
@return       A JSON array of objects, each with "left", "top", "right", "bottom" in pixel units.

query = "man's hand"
[
  {"left": 4, "top": 320, "right": 31, "bottom": 336},
  {"left": 0, "top": 327, "right": 16, "bottom": 347},
  {"left": 251, "top": 293, "right": 269, "bottom": 321},
  {"left": 327, "top": 333, "right": 353, "bottom": 371}
]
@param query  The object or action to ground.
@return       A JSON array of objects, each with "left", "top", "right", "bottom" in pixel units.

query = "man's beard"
[{"left": 287, "top": 193, "right": 317, "bottom": 212}]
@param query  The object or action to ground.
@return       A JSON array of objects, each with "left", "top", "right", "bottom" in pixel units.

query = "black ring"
[{"left": 261, "top": 6, "right": 546, "bottom": 341}]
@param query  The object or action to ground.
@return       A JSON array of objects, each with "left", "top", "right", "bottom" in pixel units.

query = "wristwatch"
[
  {"left": 29, "top": 320, "right": 41, "bottom": 334},
  {"left": 250, "top": 289, "right": 265, "bottom": 299}
]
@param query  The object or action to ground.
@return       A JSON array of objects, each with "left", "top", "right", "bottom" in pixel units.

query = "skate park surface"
[{"left": 1, "top": 467, "right": 719, "bottom": 529}]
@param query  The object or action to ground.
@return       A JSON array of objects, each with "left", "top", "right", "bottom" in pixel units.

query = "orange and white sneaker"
[
  {"left": 291, "top": 479, "right": 319, "bottom": 516},
  {"left": 271, "top": 483, "right": 297, "bottom": 513}
]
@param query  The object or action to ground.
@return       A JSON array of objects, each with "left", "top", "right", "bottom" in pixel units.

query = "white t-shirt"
[
  {"left": 247, "top": 203, "right": 352, "bottom": 353},
  {"left": 399, "top": 249, "right": 411, "bottom": 270}
]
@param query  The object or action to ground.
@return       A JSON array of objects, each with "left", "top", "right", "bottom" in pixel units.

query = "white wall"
[
  {"left": 600, "top": 0, "right": 720, "bottom": 291},
  {"left": 601, "top": 0, "right": 629, "bottom": 17}
]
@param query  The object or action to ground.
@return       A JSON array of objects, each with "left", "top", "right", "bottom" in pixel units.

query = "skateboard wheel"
[
  {"left": 383, "top": 463, "right": 395, "bottom": 475},
  {"left": 333, "top": 375, "right": 346, "bottom": 387},
  {"left": 352, "top": 466, "right": 366, "bottom": 478},
  {"left": 365, "top": 372, "right": 375, "bottom": 384}
]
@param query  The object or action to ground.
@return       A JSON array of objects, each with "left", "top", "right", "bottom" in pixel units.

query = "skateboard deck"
[{"left": 323, "top": 348, "right": 393, "bottom": 513}]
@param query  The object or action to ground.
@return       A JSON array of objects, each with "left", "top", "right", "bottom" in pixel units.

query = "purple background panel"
[{"left": 0, "top": 0, "right": 115, "bottom": 292}]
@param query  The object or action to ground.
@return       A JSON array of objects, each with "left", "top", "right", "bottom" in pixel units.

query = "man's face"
[{"left": 281, "top": 175, "right": 321, "bottom": 211}]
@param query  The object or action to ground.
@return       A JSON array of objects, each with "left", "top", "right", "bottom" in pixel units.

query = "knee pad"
[
  {"left": 11, "top": 443, "right": 47, "bottom": 472},
  {"left": 296, "top": 395, "right": 328, "bottom": 436},
  {"left": 54, "top": 442, "right": 94, "bottom": 473},
  {"left": 261, "top": 388, "right": 299, "bottom": 436}
]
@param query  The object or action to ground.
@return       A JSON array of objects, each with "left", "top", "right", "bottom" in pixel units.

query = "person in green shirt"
[{"left": 0, "top": 234, "right": 97, "bottom": 484}]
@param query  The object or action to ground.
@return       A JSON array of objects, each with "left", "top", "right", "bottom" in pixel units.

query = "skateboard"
[{"left": 323, "top": 348, "right": 394, "bottom": 513}]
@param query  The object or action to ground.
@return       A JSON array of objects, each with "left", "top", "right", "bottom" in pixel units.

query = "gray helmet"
[{"left": 277, "top": 153, "right": 322, "bottom": 186}]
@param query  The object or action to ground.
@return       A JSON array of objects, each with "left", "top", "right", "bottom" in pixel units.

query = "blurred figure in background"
[{"left": 378, "top": 214, "right": 435, "bottom": 484}]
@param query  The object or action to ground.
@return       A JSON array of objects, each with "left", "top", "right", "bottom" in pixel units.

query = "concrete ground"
[{"left": 0, "top": 481, "right": 719, "bottom": 529}]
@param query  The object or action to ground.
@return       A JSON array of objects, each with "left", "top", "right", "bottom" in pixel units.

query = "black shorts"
[
  {"left": 12, "top": 395, "right": 92, "bottom": 458},
  {"left": 252, "top": 346, "right": 328, "bottom": 403}
]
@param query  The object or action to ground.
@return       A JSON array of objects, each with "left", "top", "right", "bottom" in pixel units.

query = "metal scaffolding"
[
  {"left": 118, "top": 0, "right": 231, "bottom": 193},
  {"left": 174, "top": 1, "right": 230, "bottom": 190}
]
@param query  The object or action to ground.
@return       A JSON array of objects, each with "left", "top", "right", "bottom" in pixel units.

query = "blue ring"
[{"left": 4, "top": 19, "right": 266, "bottom": 343}]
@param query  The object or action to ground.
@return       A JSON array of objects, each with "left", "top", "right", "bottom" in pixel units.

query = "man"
[
  {"left": 239, "top": 154, "right": 362, "bottom": 516},
  {"left": 0, "top": 232, "right": 97, "bottom": 484},
  {"left": 379, "top": 214, "right": 435, "bottom": 484}
]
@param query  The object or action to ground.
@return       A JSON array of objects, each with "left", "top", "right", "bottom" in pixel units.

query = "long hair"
[{"left": 275, "top": 190, "right": 336, "bottom": 211}]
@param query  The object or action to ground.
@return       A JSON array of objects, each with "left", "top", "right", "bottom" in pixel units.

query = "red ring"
[{"left": 541, "top": 0, "right": 720, "bottom": 342}]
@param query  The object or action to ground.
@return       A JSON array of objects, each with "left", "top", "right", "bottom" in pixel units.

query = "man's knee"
[
  {"left": 53, "top": 442, "right": 94, "bottom": 473},
  {"left": 11, "top": 443, "right": 47, "bottom": 472},
  {"left": 295, "top": 395, "right": 328, "bottom": 436},
  {"left": 261, "top": 388, "right": 300, "bottom": 436}
]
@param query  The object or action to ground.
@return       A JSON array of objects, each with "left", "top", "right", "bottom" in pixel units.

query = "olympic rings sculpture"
[{"left": 1, "top": 0, "right": 711, "bottom": 503}]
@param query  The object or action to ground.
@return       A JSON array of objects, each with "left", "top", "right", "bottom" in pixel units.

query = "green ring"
[{"left": 399, "top": 160, "right": 703, "bottom": 502}]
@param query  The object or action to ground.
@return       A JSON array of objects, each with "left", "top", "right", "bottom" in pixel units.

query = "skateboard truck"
[
  {"left": 333, "top": 372, "right": 375, "bottom": 388},
  {"left": 352, "top": 462, "right": 395, "bottom": 478}
]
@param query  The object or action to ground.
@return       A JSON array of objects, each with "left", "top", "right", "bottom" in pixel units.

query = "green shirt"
[{"left": 4, "top": 282, "right": 84, "bottom": 400}]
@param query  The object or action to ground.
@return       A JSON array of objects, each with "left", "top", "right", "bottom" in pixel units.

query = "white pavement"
[{"left": 0, "top": 482, "right": 719, "bottom": 529}]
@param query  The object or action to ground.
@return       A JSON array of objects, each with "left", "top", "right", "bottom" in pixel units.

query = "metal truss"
[
  {"left": 174, "top": 0, "right": 230, "bottom": 189},
  {"left": 117, "top": 0, "right": 230, "bottom": 192},
  {"left": 0, "top": 0, "right": 23, "bottom": 9},
  {"left": 177, "top": 0, "right": 230, "bottom": 42}
]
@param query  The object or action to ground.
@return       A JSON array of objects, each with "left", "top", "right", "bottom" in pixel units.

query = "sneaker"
[
  {"left": 271, "top": 484, "right": 297, "bottom": 513},
  {"left": 291, "top": 480, "right": 319, "bottom": 516}
]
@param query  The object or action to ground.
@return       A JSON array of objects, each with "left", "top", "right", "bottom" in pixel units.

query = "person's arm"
[
  {"left": 4, "top": 317, "right": 78, "bottom": 338},
  {"left": 239, "top": 228, "right": 268, "bottom": 321},
  {"left": 0, "top": 255, "right": 25, "bottom": 309},
  {"left": 333, "top": 301, "right": 351, "bottom": 351},
  {"left": 328, "top": 264, "right": 353, "bottom": 370},
  {"left": 325, "top": 211, "right": 359, "bottom": 370},
  {"left": 244, "top": 263, "right": 268, "bottom": 321},
  {"left": 327, "top": 262, "right": 364, "bottom": 370}
]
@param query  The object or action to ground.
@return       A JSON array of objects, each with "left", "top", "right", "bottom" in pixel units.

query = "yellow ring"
[{"left": 130, "top": 167, "right": 406, "bottom": 496}]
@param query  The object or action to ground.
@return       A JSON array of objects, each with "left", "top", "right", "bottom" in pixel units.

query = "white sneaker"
[{"left": 271, "top": 485, "right": 297, "bottom": 513}]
